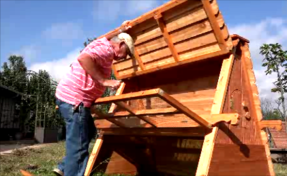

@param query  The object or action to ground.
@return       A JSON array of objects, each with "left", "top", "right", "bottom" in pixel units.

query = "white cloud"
[
  {"left": 29, "top": 48, "right": 81, "bottom": 81},
  {"left": 11, "top": 45, "right": 39, "bottom": 63},
  {"left": 229, "top": 17, "right": 287, "bottom": 100},
  {"left": 92, "top": 0, "right": 163, "bottom": 22},
  {"left": 43, "top": 22, "right": 84, "bottom": 41}
]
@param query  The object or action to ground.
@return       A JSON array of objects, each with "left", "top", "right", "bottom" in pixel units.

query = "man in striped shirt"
[{"left": 53, "top": 24, "right": 134, "bottom": 176}]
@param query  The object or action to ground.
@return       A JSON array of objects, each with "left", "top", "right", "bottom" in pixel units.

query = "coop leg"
[{"left": 84, "top": 134, "right": 103, "bottom": 176}]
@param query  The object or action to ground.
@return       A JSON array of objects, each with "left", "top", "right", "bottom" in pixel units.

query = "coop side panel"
[
  {"left": 208, "top": 43, "right": 273, "bottom": 175},
  {"left": 111, "top": 0, "right": 231, "bottom": 79}
]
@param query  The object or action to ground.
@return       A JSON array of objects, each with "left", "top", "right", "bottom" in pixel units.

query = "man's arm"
[
  {"left": 105, "top": 20, "right": 132, "bottom": 40},
  {"left": 77, "top": 53, "right": 121, "bottom": 88}
]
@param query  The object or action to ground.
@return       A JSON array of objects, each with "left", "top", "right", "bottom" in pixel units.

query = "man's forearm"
[{"left": 77, "top": 53, "right": 105, "bottom": 85}]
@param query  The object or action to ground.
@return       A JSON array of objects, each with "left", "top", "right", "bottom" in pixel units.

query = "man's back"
[{"left": 55, "top": 37, "right": 115, "bottom": 108}]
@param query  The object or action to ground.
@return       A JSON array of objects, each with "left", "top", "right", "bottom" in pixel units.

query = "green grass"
[{"left": 0, "top": 141, "right": 286, "bottom": 176}]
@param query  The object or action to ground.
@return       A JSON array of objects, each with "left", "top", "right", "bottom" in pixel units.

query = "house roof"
[
  {"left": 0, "top": 84, "right": 24, "bottom": 96},
  {"left": 269, "top": 122, "right": 287, "bottom": 149}
]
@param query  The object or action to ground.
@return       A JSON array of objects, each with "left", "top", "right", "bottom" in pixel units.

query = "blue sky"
[{"left": 1, "top": 0, "right": 287, "bottom": 99}]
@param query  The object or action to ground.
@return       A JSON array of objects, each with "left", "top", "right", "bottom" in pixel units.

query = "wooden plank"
[
  {"left": 134, "top": 49, "right": 145, "bottom": 70},
  {"left": 114, "top": 58, "right": 140, "bottom": 72},
  {"left": 196, "top": 52, "right": 235, "bottom": 176},
  {"left": 112, "top": 65, "right": 120, "bottom": 79},
  {"left": 98, "top": 0, "right": 189, "bottom": 39},
  {"left": 96, "top": 88, "right": 161, "bottom": 104},
  {"left": 158, "top": 90, "right": 212, "bottom": 129},
  {"left": 134, "top": 5, "right": 206, "bottom": 46},
  {"left": 140, "top": 47, "right": 172, "bottom": 63},
  {"left": 179, "top": 43, "right": 221, "bottom": 61},
  {"left": 20, "top": 170, "right": 33, "bottom": 176},
  {"left": 241, "top": 41, "right": 275, "bottom": 175},
  {"left": 209, "top": 113, "right": 239, "bottom": 126},
  {"left": 136, "top": 36, "right": 167, "bottom": 55},
  {"left": 155, "top": 16, "right": 179, "bottom": 62},
  {"left": 84, "top": 134, "right": 104, "bottom": 176},
  {"left": 175, "top": 32, "right": 217, "bottom": 53},
  {"left": 137, "top": 31, "right": 217, "bottom": 61},
  {"left": 163, "top": 0, "right": 203, "bottom": 22},
  {"left": 115, "top": 101, "right": 157, "bottom": 128},
  {"left": 208, "top": 144, "right": 270, "bottom": 176},
  {"left": 201, "top": 0, "right": 226, "bottom": 49},
  {"left": 170, "top": 20, "right": 212, "bottom": 44},
  {"left": 117, "top": 49, "right": 230, "bottom": 80},
  {"left": 101, "top": 108, "right": 238, "bottom": 126},
  {"left": 108, "top": 83, "right": 126, "bottom": 114},
  {"left": 102, "top": 127, "right": 207, "bottom": 137},
  {"left": 260, "top": 120, "right": 282, "bottom": 131},
  {"left": 93, "top": 109, "right": 128, "bottom": 128},
  {"left": 165, "top": 7, "right": 207, "bottom": 33}
]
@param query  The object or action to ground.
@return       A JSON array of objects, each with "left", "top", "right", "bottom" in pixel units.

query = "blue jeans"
[{"left": 56, "top": 98, "right": 96, "bottom": 176}]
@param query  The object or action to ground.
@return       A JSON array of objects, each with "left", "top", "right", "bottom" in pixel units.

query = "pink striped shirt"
[{"left": 56, "top": 37, "right": 115, "bottom": 108}]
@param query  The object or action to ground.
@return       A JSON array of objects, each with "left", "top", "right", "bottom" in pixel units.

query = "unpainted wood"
[
  {"left": 108, "top": 83, "right": 126, "bottom": 114},
  {"left": 95, "top": 88, "right": 161, "bottom": 104},
  {"left": 201, "top": 0, "right": 226, "bottom": 50},
  {"left": 208, "top": 143, "right": 270, "bottom": 176},
  {"left": 155, "top": 16, "right": 180, "bottom": 62},
  {"left": 84, "top": 135, "right": 104, "bottom": 176},
  {"left": 241, "top": 42, "right": 275, "bottom": 175},
  {"left": 102, "top": 127, "right": 206, "bottom": 137},
  {"left": 196, "top": 53, "right": 235, "bottom": 176},
  {"left": 97, "top": 0, "right": 190, "bottom": 39},
  {"left": 104, "top": 152, "right": 137, "bottom": 175},
  {"left": 260, "top": 120, "right": 282, "bottom": 131},
  {"left": 158, "top": 90, "right": 212, "bottom": 129}
]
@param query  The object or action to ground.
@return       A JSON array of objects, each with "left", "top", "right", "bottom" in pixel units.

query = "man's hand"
[{"left": 101, "top": 80, "right": 122, "bottom": 90}]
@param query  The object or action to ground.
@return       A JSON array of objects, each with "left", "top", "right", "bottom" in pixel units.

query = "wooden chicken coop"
[{"left": 85, "top": 0, "right": 283, "bottom": 175}]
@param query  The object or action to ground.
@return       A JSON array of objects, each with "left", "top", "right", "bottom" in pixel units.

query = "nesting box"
[{"left": 85, "top": 0, "right": 282, "bottom": 175}]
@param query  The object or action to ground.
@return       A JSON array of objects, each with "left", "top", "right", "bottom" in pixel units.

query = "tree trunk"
[{"left": 276, "top": 66, "right": 287, "bottom": 132}]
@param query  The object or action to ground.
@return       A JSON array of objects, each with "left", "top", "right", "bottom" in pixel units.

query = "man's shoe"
[{"left": 53, "top": 168, "right": 64, "bottom": 176}]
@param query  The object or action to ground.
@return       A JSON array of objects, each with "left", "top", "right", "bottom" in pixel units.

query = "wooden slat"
[
  {"left": 175, "top": 32, "right": 217, "bottom": 53},
  {"left": 170, "top": 20, "right": 212, "bottom": 44},
  {"left": 84, "top": 134, "right": 103, "bottom": 176},
  {"left": 134, "top": 49, "right": 145, "bottom": 70},
  {"left": 134, "top": 4, "right": 206, "bottom": 46},
  {"left": 102, "top": 127, "right": 207, "bottom": 137},
  {"left": 117, "top": 48, "right": 230, "bottom": 80},
  {"left": 114, "top": 58, "right": 140, "bottom": 72},
  {"left": 136, "top": 36, "right": 167, "bottom": 55},
  {"left": 98, "top": 0, "right": 189, "bottom": 39},
  {"left": 260, "top": 120, "right": 282, "bottom": 131},
  {"left": 165, "top": 7, "right": 207, "bottom": 33},
  {"left": 196, "top": 52, "right": 235, "bottom": 176},
  {"left": 108, "top": 83, "right": 126, "bottom": 114},
  {"left": 201, "top": 0, "right": 226, "bottom": 50},
  {"left": 178, "top": 43, "right": 221, "bottom": 61},
  {"left": 93, "top": 109, "right": 127, "bottom": 128},
  {"left": 158, "top": 90, "right": 212, "bottom": 129},
  {"left": 241, "top": 41, "right": 275, "bottom": 175},
  {"left": 135, "top": 23, "right": 215, "bottom": 57},
  {"left": 96, "top": 88, "right": 161, "bottom": 104},
  {"left": 112, "top": 64, "right": 120, "bottom": 79},
  {"left": 155, "top": 16, "right": 179, "bottom": 62},
  {"left": 115, "top": 101, "right": 157, "bottom": 128}
]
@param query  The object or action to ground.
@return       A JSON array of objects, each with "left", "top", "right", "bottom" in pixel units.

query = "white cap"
[{"left": 117, "top": 32, "right": 134, "bottom": 58}]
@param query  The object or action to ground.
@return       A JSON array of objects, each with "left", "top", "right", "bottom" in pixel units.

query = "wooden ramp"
[{"left": 83, "top": 0, "right": 282, "bottom": 176}]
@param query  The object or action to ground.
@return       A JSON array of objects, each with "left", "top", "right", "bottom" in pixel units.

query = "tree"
[
  {"left": 261, "top": 98, "right": 283, "bottom": 120},
  {"left": 260, "top": 43, "right": 287, "bottom": 131},
  {"left": 0, "top": 55, "right": 61, "bottom": 137}
]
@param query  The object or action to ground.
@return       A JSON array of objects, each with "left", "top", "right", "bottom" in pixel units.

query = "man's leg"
[
  {"left": 57, "top": 99, "right": 95, "bottom": 176},
  {"left": 78, "top": 104, "right": 96, "bottom": 175}
]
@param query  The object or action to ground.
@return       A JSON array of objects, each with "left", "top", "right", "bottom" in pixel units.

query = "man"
[{"left": 53, "top": 23, "right": 134, "bottom": 176}]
